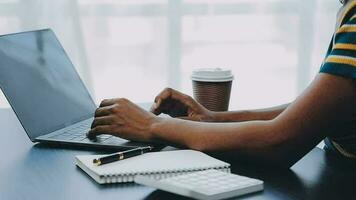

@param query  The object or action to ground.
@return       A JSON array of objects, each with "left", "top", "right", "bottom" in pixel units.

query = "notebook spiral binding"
[{"left": 102, "top": 166, "right": 230, "bottom": 184}]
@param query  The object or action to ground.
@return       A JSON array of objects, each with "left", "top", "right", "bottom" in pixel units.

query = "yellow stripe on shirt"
[
  {"left": 333, "top": 43, "right": 356, "bottom": 51},
  {"left": 336, "top": 24, "right": 356, "bottom": 33},
  {"left": 336, "top": 24, "right": 356, "bottom": 34},
  {"left": 325, "top": 55, "right": 356, "bottom": 67},
  {"left": 351, "top": 14, "right": 356, "bottom": 21}
]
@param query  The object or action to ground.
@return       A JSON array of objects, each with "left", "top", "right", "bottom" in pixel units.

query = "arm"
[
  {"left": 149, "top": 74, "right": 356, "bottom": 167},
  {"left": 212, "top": 103, "right": 290, "bottom": 122},
  {"left": 88, "top": 73, "right": 356, "bottom": 168}
]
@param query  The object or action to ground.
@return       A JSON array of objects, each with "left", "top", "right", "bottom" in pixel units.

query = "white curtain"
[{"left": 0, "top": 0, "right": 340, "bottom": 110}]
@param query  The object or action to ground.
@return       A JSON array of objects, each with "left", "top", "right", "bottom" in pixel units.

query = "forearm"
[
  {"left": 152, "top": 118, "right": 271, "bottom": 151},
  {"left": 150, "top": 117, "right": 296, "bottom": 166},
  {"left": 212, "top": 103, "right": 290, "bottom": 122}
]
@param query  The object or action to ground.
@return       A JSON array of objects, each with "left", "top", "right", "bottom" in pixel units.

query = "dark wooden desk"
[{"left": 1, "top": 108, "right": 356, "bottom": 200}]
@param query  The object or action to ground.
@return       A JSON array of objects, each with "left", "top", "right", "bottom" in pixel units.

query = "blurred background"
[{"left": 0, "top": 0, "right": 340, "bottom": 110}]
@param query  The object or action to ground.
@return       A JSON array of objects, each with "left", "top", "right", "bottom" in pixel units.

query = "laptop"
[{"left": 0, "top": 29, "right": 153, "bottom": 150}]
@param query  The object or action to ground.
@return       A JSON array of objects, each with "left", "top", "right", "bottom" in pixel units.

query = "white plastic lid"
[{"left": 191, "top": 68, "right": 234, "bottom": 82}]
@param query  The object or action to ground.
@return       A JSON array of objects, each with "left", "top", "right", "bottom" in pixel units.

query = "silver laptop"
[{"left": 0, "top": 29, "right": 153, "bottom": 150}]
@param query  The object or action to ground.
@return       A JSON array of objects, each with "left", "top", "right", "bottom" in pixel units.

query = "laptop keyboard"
[{"left": 49, "top": 120, "right": 114, "bottom": 143}]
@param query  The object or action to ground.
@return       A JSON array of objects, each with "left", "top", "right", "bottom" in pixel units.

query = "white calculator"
[{"left": 135, "top": 169, "right": 264, "bottom": 200}]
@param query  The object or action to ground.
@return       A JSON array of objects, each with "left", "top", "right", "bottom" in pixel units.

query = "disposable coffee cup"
[{"left": 191, "top": 68, "right": 234, "bottom": 112}]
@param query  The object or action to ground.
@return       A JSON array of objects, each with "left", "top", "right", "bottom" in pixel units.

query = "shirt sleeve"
[{"left": 320, "top": 16, "right": 356, "bottom": 78}]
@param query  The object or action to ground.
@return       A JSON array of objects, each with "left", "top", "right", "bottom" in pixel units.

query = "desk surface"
[{"left": 1, "top": 108, "right": 356, "bottom": 200}]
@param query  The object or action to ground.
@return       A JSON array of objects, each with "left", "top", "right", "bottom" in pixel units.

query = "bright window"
[{"left": 0, "top": 0, "right": 340, "bottom": 110}]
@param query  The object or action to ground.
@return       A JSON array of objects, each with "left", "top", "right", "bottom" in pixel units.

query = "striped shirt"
[{"left": 321, "top": 0, "right": 356, "bottom": 158}]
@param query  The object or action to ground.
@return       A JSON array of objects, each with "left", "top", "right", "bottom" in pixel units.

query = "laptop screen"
[{"left": 0, "top": 29, "right": 96, "bottom": 140}]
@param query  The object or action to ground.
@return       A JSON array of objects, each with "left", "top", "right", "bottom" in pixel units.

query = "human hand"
[
  {"left": 150, "top": 88, "right": 215, "bottom": 122},
  {"left": 87, "top": 98, "right": 158, "bottom": 142}
]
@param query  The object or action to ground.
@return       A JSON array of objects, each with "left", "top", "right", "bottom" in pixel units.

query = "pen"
[{"left": 93, "top": 146, "right": 153, "bottom": 166}]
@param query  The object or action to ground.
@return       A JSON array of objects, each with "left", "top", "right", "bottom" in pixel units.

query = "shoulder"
[{"left": 320, "top": 2, "right": 355, "bottom": 79}]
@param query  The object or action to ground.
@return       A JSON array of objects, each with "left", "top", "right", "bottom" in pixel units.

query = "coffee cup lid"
[{"left": 191, "top": 68, "right": 234, "bottom": 82}]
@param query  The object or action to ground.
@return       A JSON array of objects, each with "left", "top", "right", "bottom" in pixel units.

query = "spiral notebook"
[{"left": 75, "top": 150, "right": 230, "bottom": 184}]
